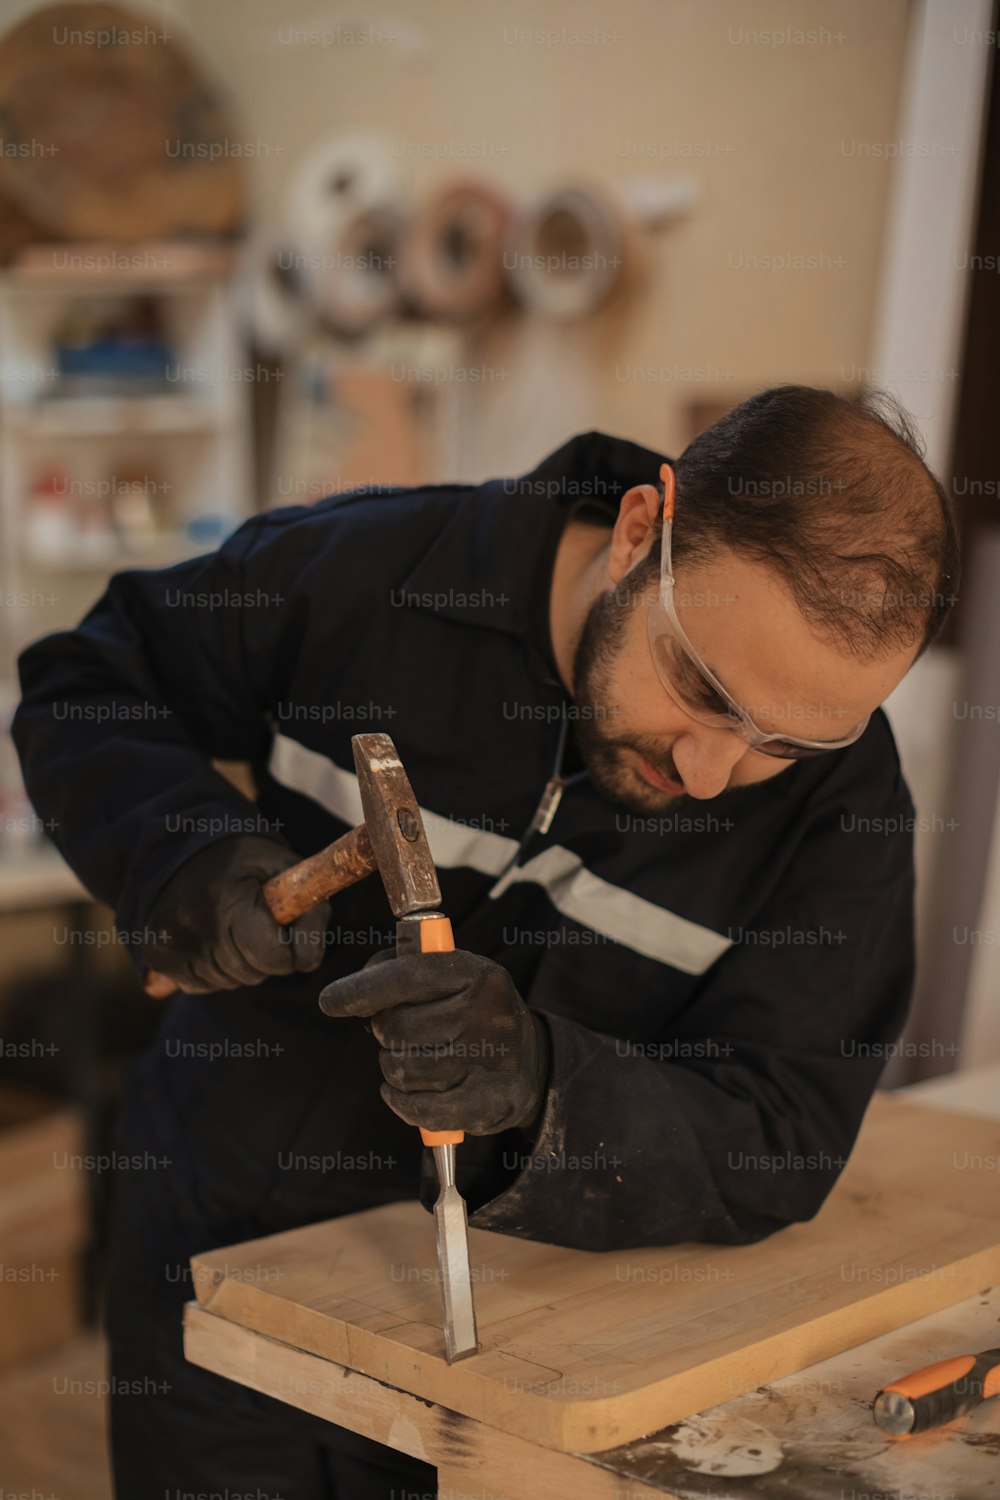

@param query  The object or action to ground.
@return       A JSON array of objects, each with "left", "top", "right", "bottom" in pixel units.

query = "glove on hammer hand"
[{"left": 140, "top": 835, "right": 332, "bottom": 994}]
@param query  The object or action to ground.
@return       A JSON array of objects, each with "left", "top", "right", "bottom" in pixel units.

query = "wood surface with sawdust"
[{"left": 188, "top": 1096, "right": 1000, "bottom": 1453}]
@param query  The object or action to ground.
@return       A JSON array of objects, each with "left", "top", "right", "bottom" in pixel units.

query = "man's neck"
[{"left": 548, "top": 519, "right": 612, "bottom": 696}]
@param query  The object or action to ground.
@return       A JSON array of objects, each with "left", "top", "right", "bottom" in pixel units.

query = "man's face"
[{"left": 570, "top": 498, "right": 919, "bottom": 815}]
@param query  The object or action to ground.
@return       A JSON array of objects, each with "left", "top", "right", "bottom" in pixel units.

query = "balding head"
[{"left": 664, "top": 386, "right": 959, "bottom": 662}]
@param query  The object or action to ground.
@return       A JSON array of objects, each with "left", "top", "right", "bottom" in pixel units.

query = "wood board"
[
  {"left": 190, "top": 1096, "right": 1000, "bottom": 1453},
  {"left": 0, "top": 1085, "right": 87, "bottom": 1367},
  {"left": 184, "top": 1289, "right": 1000, "bottom": 1499},
  {"left": 184, "top": 1306, "right": 668, "bottom": 1499}
]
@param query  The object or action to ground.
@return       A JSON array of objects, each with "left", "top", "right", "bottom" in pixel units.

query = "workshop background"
[{"left": 0, "top": 0, "right": 997, "bottom": 1492}]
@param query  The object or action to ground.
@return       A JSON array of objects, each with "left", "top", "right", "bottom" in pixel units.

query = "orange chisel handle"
[
  {"left": 874, "top": 1347, "right": 1000, "bottom": 1438},
  {"left": 396, "top": 913, "right": 464, "bottom": 1151}
]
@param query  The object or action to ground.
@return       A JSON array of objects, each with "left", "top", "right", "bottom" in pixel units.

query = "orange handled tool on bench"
[{"left": 874, "top": 1347, "right": 1000, "bottom": 1437}]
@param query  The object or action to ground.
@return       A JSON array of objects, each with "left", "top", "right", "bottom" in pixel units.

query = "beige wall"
[{"left": 162, "top": 0, "right": 911, "bottom": 475}]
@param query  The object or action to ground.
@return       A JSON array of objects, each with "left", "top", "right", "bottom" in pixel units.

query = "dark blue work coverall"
[{"left": 12, "top": 430, "right": 917, "bottom": 1497}]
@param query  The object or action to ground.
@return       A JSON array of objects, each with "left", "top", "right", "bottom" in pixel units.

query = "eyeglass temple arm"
[
  {"left": 659, "top": 462, "right": 676, "bottom": 589},
  {"left": 659, "top": 461, "right": 675, "bottom": 522}
]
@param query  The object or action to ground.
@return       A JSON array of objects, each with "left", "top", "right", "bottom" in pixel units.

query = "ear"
[{"left": 608, "top": 483, "right": 660, "bottom": 585}]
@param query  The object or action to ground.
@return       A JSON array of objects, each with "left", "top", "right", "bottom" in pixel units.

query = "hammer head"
[{"left": 352, "top": 733, "right": 442, "bottom": 918}]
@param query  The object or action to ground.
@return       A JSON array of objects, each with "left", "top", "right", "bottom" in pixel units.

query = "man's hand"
[
  {"left": 140, "top": 836, "right": 332, "bottom": 993},
  {"left": 318, "top": 949, "right": 551, "bottom": 1135}
]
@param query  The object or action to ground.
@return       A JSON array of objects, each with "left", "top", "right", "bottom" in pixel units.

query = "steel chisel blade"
[{"left": 431, "top": 1148, "right": 479, "bottom": 1362}]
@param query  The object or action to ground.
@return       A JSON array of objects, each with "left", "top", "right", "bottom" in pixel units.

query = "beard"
[
  {"left": 569, "top": 577, "right": 794, "bottom": 814},
  {"left": 570, "top": 581, "right": 690, "bottom": 815}
]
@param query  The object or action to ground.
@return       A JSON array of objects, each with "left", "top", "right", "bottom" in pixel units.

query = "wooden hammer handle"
[
  {"left": 143, "top": 823, "right": 377, "bottom": 998},
  {"left": 263, "top": 823, "right": 376, "bottom": 923}
]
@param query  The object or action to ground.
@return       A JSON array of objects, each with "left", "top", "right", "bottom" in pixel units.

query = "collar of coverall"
[{"left": 393, "top": 429, "right": 666, "bottom": 636}]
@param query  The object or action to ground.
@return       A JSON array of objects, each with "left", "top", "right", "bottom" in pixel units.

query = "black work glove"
[
  {"left": 318, "top": 949, "right": 551, "bottom": 1136},
  {"left": 139, "top": 835, "right": 331, "bottom": 993}
]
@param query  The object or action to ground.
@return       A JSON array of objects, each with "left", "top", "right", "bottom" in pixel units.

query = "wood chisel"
[
  {"left": 874, "top": 1346, "right": 1000, "bottom": 1437},
  {"left": 395, "top": 909, "right": 479, "bottom": 1362},
  {"left": 146, "top": 729, "right": 480, "bottom": 1361},
  {"left": 350, "top": 734, "right": 479, "bottom": 1363}
]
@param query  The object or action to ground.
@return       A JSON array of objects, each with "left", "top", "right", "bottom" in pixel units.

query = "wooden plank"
[
  {"left": 184, "top": 1304, "right": 667, "bottom": 1500},
  {"left": 0, "top": 1333, "right": 112, "bottom": 1497},
  {"left": 0, "top": 1089, "right": 87, "bottom": 1243},
  {"left": 0, "top": 1248, "right": 82, "bottom": 1369},
  {"left": 189, "top": 1097, "right": 1000, "bottom": 1453},
  {"left": 186, "top": 1289, "right": 1000, "bottom": 1500},
  {"left": 0, "top": 1088, "right": 86, "bottom": 1367}
]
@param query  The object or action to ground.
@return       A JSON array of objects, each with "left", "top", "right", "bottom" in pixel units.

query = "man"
[{"left": 13, "top": 385, "right": 958, "bottom": 1498}]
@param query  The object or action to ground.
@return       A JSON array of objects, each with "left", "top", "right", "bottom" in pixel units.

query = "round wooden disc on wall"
[
  {"left": 0, "top": 2, "right": 245, "bottom": 241},
  {"left": 0, "top": 183, "right": 50, "bottom": 264}
]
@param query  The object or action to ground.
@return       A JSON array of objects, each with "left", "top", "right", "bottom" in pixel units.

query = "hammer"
[
  {"left": 147, "top": 732, "right": 480, "bottom": 1363},
  {"left": 143, "top": 738, "right": 439, "bottom": 998}
]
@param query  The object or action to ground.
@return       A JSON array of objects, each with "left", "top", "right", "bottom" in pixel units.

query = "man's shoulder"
[
  {"left": 213, "top": 427, "right": 668, "bottom": 586},
  {"left": 788, "top": 706, "right": 916, "bottom": 830},
  {"left": 848, "top": 706, "right": 910, "bottom": 801},
  {"left": 215, "top": 480, "right": 474, "bottom": 571},
  {"left": 258, "top": 478, "right": 471, "bottom": 530}
]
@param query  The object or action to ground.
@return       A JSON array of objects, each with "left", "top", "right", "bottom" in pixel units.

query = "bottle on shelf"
[{"left": 23, "top": 466, "right": 76, "bottom": 562}]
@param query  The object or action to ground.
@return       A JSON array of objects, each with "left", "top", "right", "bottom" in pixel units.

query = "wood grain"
[
  {"left": 184, "top": 1305, "right": 667, "bottom": 1499},
  {"left": 263, "top": 823, "right": 376, "bottom": 925},
  {"left": 189, "top": 1096, "right": 1000, "bottom": 1453},
  {"left": 185, "top": 1291, "right": 1000, "bottom": 1500}
]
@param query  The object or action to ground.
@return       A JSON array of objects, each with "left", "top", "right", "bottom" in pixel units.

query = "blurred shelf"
[
  {"left": 0, "top": 252, "right": 253, "bottom": 681},
  {"left": 23, "top": 530, "right": 224, "bottom": 571},
  {"left": 8, "top": 240, "right": 237, "bottom": 292},
  {"left": 7, "top": 395, "right": 232, "bottom": 438},
  {"left": 0, "top": 849, "right": 87, "bottom": 912},
  {"left": 901, "top": 1065, "right": 1000, "bottom": 1121}
]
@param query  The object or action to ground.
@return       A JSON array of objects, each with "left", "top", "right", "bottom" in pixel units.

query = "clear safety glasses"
[{"left": 645, "top": 463, "right": 870, "bottom": 760}]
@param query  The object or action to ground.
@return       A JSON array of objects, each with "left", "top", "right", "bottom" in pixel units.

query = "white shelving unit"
[
  {"left": 0, "top": 244, "right": 254, "bottom": 871},
  {"left": 0, "top": 244, "right": 254, "bottom": 675}
]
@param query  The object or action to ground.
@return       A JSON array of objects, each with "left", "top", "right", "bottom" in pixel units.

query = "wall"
[{"left": 161, "top": 0, "right": 911, "bottom": 477}]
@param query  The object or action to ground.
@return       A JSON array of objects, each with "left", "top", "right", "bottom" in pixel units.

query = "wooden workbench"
[
  {"left": 186, "top": 1092, "right": 1000, "bottom": 1498},
  {"left": 187, "top": 1283, "right": 1000, "bottom": 1498}
]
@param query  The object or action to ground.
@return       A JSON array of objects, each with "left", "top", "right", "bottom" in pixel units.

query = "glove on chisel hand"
[{"left": 319, "top": 948, "right": 551, "bottom": 1135}]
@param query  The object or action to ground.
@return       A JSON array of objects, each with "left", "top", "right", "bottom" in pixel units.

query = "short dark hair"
[{"left": 651, "top": 385, "right": 960, "bottom": 662}]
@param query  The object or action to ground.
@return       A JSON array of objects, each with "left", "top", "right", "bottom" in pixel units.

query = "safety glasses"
[{"left": 646, "top": 462, "right": 870, "bottom": 759}]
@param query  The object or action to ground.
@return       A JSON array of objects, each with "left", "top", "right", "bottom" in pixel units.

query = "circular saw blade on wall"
[
  {"left": 284, "top": 131, "right": 403, "bottom": 252},
  {"left": 399, "top": 179, "right": 513, "bottom": 322},
  {"left": 0, "top": 2, "right": 246, "bottom": 241}
]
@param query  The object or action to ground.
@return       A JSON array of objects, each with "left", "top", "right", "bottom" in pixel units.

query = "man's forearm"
[{"left": 468, "top": 1008, "right": 884, "bottom": 1253}]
